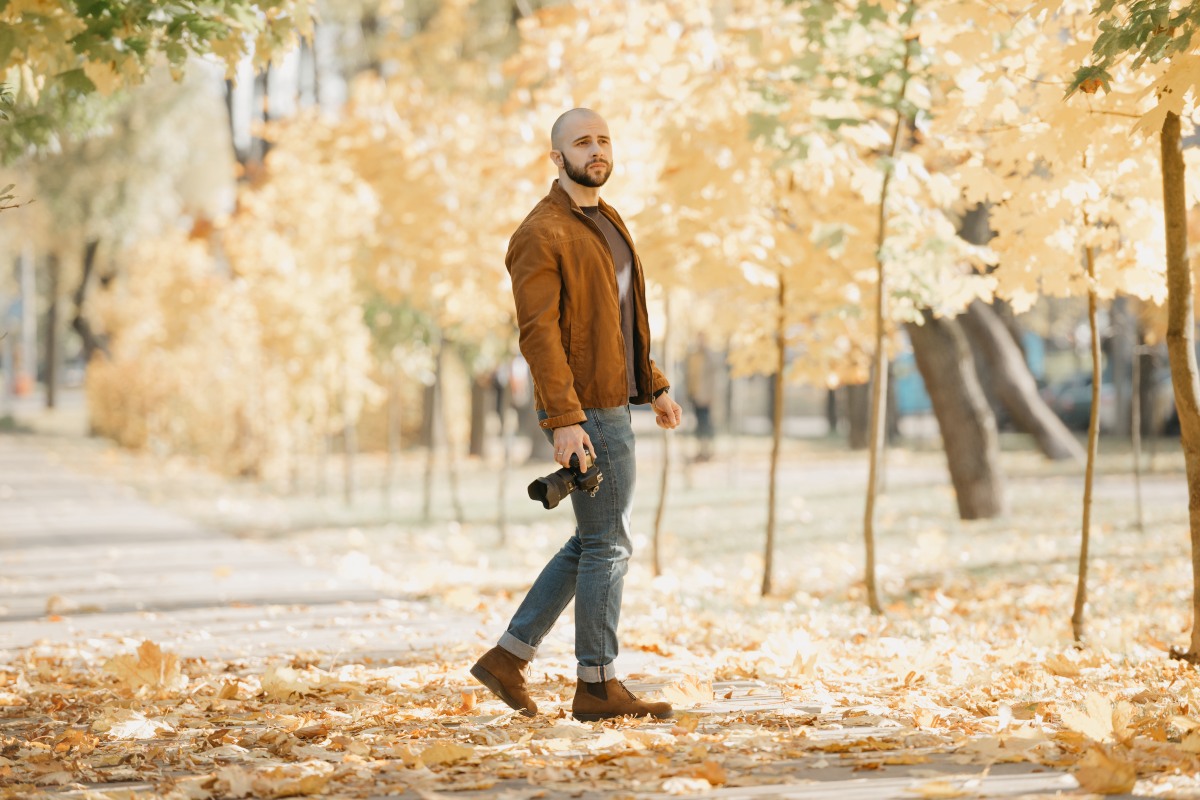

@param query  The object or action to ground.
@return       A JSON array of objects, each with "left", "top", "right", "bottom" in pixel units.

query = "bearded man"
[{"left": 470, "top": 108, "right": 683, "bottom": 720}]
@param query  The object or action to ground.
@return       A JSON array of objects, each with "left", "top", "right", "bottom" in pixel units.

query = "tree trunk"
[
  {"left": 1133, "top": 343, "right": 1145, "bottom": 533},
  {"left": 1072, "top": 244, "right": 1102, "bottom": 643},
  {"left": 342, "top": 381, "right": 357, "bottom": 507},
  {"left": 442, "top": 344, "right": 465, "bottom": 524},
  {"left": 384, "top": 358, "right": 400, "bottom": 510},
  {"left": 762, "top": 280, "right": 785, "bottom": 597},
  {"left": 862, "top": 39, "right": 915, "bottom": 615},
  {"left": 71, "top": 239, "right": 107, "bottom": 366},
  {"left": 44, "top": 252, "right": 61, "bottom": 410},
  {"left": 224, "top": 79, "right": 247, "bottom": 169},
  {"left": 846, "top": 384, "right": 870, "bottom": 449},
  {"left": 423, "top": 337, "right": 441, "bottom": 522},
  {"left": 653, "top": 294, "right": 674, "bottom": 578},
  {"left": 469, "top": 375, "right": 489, "bottom": 458},
  {"left": 497, "top": 366, "right": 513, "bottom": 545},
  {"left": 1110, "top": 296, "right": 1136, "bottom": 437},
  {"left": 906, "top": 312, "right": 1006, "bottom": 519},
  {"left": 18, "top": 244, "right": 36, "bottom": 397},
  {"left": 1161, "top": 111, "right": 1200, "bottom": 661},
  {"left": 960, "top": 300, "right": 1085, "bottom": 461},
  {"left": 885, "top": 362, "right": 900, "bottom": 444}
]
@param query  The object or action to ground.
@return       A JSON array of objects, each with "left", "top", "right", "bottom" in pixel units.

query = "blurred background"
[{"left": 0, "top": 0, "right": 1189, "bottom": 510}]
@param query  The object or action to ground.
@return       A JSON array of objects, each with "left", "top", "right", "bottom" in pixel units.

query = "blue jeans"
[{"left": 498, "top": 406, "right": 635, "bottom": 682}]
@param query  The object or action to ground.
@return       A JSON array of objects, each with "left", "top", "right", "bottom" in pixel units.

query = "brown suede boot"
[
  {"left": 469, "top": 647, "right": 538, "bottom": 717},
  {"left": 571, "top": 679, "right": 673, "bottom": 721}
]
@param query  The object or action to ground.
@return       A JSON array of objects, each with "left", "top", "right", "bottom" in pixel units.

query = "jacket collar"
[{"left": 548, "top": 179, "right": 612, "bottom": 215}]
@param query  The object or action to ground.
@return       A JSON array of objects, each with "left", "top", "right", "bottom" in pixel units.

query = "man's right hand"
[{"left": 553, "top": 424, "right": 594, "bottom": 472}]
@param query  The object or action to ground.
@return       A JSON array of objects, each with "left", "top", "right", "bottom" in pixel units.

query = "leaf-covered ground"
[{"left": 4, "top": 430, "right": 1200, "bottom": 798}]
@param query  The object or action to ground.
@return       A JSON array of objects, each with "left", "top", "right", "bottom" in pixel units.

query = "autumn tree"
[
  {"left": 1069, "top": 0, "right": 1200, "bottom": 659},
  {"left": 923, "top": 0, "right": 1170, "bottom": 640}
]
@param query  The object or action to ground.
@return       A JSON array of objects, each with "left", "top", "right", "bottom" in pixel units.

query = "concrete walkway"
[
  {"left": 0, "top": 434, "right": 474, "bottom": 662},
  {"left": 0, "top": 432, "right": 1140, "bottom": 799}
]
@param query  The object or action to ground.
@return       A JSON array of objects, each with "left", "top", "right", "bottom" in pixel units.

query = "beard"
[{"left": 563, "top": 155, "right": 612, "bottom": 187}]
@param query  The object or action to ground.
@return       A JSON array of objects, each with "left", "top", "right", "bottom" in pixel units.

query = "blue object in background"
[
  {"left": 894, "top": 332, "right": 1045, "bottom": 417},
  {"left": 893, "top": 351, "right": 932, "bottom": 415}
]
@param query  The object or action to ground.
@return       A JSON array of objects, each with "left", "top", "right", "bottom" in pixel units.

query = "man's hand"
[
  {"left": 653, "top": 393, "right": 683, "bottom": 430},
  {"left": 552, "top": 424, "right": 594, "bottom": 472}
]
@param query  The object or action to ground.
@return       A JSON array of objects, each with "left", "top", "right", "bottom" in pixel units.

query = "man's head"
[{"left": 550, "top": 108, "right": 612, "bottom": 189}]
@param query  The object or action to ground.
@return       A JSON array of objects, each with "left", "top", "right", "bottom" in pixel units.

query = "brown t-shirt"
[{"left": 582, "top": 207, "right": 638, "bottom": 398}]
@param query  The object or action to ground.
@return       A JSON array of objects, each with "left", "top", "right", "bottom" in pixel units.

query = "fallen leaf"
[
  {"left": 103, "top": 641, "right": 187, "bottom": 693},
  {"left": 1074, "top": 745, "right": 1137, "bottom": 794},
  {"left": 662, "top": 676, "right": 714, "bottom": 708},
  {"left": 450, "top": 689, "right": 476, "bottom": 715},
  {"left": 1043, "top": 653, "right": 1081, "bottom": 677},
  {"left": 662, "top": 776, "right": 712, "bottom": 795},
  {"left": 683, "top": 759, "right": 727, "bottom": 786},
  {"left": 671, "top": 711, "right": 702, "bottom": 735},
  {"left": 293, "top": 723, "right": 328, "bottom": 740},
  {"left": 260, "top": 665, "right": 312, "bottom": 701},
  {"left": 1059, "top": 694, "right": 1115, "bottom": 742},
  {"left": 420, "top": 741, "right": 474, "bottom": 766},
  {"left": 95, "top": 710, "right": 174, "bottom": 740}
]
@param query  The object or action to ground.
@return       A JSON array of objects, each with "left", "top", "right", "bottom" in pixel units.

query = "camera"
[{"left": 528, "top": 451, "right": 604, "bottom": 509}]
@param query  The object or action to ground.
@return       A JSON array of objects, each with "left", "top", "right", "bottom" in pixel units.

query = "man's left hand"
[{"left": 653, "top": 393, "right": 683, "bottom": 430}]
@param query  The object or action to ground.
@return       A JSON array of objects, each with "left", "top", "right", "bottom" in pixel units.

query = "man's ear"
[{"left": 549, "top": 150, "right": 563, "bottom": 168}]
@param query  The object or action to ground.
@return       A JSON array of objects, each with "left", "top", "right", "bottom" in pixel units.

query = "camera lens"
[{"left": 528, "top": 471, "right": 575, "bottom": 509}]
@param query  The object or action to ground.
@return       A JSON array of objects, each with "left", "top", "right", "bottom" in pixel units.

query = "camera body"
[{"left": 528, "top": 451, "right": 604, "bottom": 509}]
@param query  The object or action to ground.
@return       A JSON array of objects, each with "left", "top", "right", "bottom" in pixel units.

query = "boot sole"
[
  {"left": 470, "top": 664, "right": 536, "bottom": 717},
  {"left": 572, "top": 710, "right": 674, "bottom": 722}
]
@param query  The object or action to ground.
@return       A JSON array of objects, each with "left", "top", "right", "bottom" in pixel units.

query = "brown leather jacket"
[{"left": 506, "top": 181, "right": 669, "bottom": 430}]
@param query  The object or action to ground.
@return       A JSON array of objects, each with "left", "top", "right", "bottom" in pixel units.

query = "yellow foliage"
[{"left": 88, "top": 124, "right": 380, "bottom": 480}]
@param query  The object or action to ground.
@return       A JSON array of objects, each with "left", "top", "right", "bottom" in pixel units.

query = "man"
[
  {"left": 470, "top": 108, "right": 683, "bottom": 721},
  {"left": 685, "top": 332, "right": 718, "bottom": 462}
]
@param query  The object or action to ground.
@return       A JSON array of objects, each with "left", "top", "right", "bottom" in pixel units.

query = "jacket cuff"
[{"left": 539, "top": 409, "right": 588, "bottom": 430}]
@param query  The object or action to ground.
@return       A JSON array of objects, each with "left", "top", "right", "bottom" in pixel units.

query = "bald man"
[{"left": 470, "top": 109, "right": 683, "bottom": 721}]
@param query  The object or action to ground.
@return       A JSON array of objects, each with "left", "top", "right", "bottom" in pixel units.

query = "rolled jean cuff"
[
  {"left": 577, "top": 662, "right": 615, "bottom": 683},
  {"left": 498, "top": 631, "right": 536, "bottom": 662}
]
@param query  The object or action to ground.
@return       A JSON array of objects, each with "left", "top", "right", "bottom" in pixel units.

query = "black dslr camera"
[{"left": 528, "top": 451, "right": 604, "bottom": 509}]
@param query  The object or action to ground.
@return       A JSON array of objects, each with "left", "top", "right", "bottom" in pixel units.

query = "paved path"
[
  {"left": 0, "top": 433, "right": 1142, "bottom": 799},
  {"left": 0, "top": 434, "right": 475, "bottom": 662}
]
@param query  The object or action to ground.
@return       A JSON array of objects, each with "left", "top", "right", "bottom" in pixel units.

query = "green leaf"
[
  {"left": 55, "top": 69, "right": 98, "bottom": 94},
  {"left": 0, "top": 26, "right": 16, "bottom": 68}
]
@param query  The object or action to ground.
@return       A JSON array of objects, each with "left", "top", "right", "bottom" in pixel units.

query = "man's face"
[{"left": 553, "top": 114, "right": 613, "bottom": 188}]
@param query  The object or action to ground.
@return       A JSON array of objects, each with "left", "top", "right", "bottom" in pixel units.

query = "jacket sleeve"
[
  {"left": 506, "top": 228, "right": 587, "bottom": 429},
  {"left": 649, "top": 358, "right": 670, "bottom": 396}
]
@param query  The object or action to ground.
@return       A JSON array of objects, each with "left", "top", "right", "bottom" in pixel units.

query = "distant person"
[
  {"left": 685, "top": 333, "right": 718, "bottom": 462},
  {"left": 470, "top": 108, "right": 682, "bottom": 721}
]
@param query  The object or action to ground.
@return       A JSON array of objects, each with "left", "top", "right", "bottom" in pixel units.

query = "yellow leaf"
[
  {"left": 1059, "top": 693, "right": 1114, "bottom": 742},
  {"left": 1074, "top": 745, "right": 1137, "bottom": 795},
  {"left": 95, "top": 710, "right": 174, "bottom": 740},
  {"left": 102, "top": 641, "right": 187, "bottom": 693},
  {"left": 1043, "top": 653, "right": 1080, "bottom": 677},
  {"left": 661, "top": 676, "right": 714, "bottom": 708},
  {"left": 260, "top": 665, "right": 312, "bottom": 701},
  {"left": 671, "top": 711, "right": 702, "bottom": 735},
  {"left": 420, "top": 741, "right": 474, "bottom": 766},
  {"left": 82, "top": 59, "right": 123, "bottom": 95},
  {"left": 683, "top": 760, "right": 727, "bottom": 786}
]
